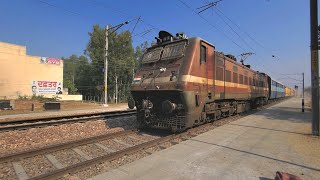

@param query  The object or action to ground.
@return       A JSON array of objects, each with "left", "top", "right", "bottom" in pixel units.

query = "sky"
[{"left": 0, "top": 0, "right": 316, "bottom": 89}]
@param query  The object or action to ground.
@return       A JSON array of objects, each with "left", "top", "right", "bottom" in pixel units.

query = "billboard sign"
[
  {"left": 40, "top": 57, "right": 61, "bottom": 65},
  {"left": 31, "top": 81, "right": 63, "bottom": 95}
]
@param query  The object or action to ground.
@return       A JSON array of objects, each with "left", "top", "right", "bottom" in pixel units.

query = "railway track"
[
  {"left": 0, "top": 110, "right": 136, "bottom": 132},
  {"left": 0, "top": 99, "right": 287, "bottom": 180},
  {"left": 0, "top": 114, "right": 252, "bottom": 179}
]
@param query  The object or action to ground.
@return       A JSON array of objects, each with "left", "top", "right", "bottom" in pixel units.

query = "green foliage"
[
  {"left": 18, "top": 95, "right": 29, "bottom": 100},
  {"left": 135, "top": 41, "right": 148, "bottom": 68},
  {"left": 17, "top": 95, "right": 60, "bottom": 102},
  {"left": 63, "top": 55, "right": 90, "bottom": 95},
  {"left": 62, "top": 24, "right": 150, "bottom": 103},
  {"left": 64, "top": 79, "right": 78, "bottom": 94},
  {"left": 31, "top": 95, "right": 60, "bottom": 102},
  {"left": 84, "top": 25, "right": 139, "bottom": 102}
]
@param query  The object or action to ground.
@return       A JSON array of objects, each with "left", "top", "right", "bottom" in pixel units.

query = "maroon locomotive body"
[{"left": 128, "top": 31, "right": 269, "bottom": 132}]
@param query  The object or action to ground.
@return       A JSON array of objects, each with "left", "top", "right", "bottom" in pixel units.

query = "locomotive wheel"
[
  {"left": 216, "top": 110, "right": 222, "bottom": 120},
  {"left": 172, "top": 127, "right": 186, "bottom": 133}
]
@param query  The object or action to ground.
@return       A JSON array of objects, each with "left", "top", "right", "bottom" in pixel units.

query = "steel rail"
[
  {"left": 29, "top": 132, "right": 191, "bottom": 180},
  {"left": 0, "top": 130, "right": 136, "bottom": 163},
  {"left": 0, "top": 109, "right": 136, "bottom": 125},
  {"left": 0, "top": 111, "right": 136, "bottom": 131},
  {"left": 2, "top": 98, "right": 289, "bottom": 179}
]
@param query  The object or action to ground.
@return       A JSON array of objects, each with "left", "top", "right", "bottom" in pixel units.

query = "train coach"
[
  {"left": 269, "top": 78, "right": 285, "bottom": 99},
  {"left": 128, "top": 31, "right": 294, "bottom": 132},
  {"left": 285, "top": 86, "right": 295, "bottom": 97}
]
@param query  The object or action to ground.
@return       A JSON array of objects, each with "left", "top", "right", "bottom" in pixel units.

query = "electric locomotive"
[{"left": 128, "top": 31, "right": 290, "bottom": 132}]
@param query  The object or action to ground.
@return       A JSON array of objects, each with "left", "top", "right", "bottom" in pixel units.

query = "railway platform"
[
  {"left": 0, "top": 103, "right": 129, "bottom": 122},
  {"left": 90, "top": 98, "right": 320, "bottom": 180}
]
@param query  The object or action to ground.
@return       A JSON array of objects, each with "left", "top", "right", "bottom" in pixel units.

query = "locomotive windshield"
[
  {"left": 142, "top": 41, "right": 186, "bottom": 64},
  {"left": 141, "top": 47, "right": 163, "bottom": 63}
]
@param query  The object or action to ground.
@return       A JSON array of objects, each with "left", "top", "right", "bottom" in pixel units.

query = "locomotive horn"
[{"left": 162, "top": 100, "right": 177, "bottom": 114}]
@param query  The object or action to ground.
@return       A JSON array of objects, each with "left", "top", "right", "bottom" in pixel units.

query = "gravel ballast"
[
  {"left": 51, "top": 149, "right": 85, "bottom": 167},
  {"left": 0, "top": 120, "right": 124, "bottom": 156}
]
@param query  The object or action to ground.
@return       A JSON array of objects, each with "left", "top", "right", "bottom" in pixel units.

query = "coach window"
[
  {"left": 217, "top": 59, "right": 223, "bottom": 66},
  {"left": 233, "top": 66, "right": 238, "bottom": 72},
  {"left": 200, "top": 45, "right": 207, "bottom": 64},
  {"left": 226, "top": 70, "right": 231, "bottom": 82},
  {"left": 216, "top": 67, "right": 224, "bottom": 81},
  {"left": 239, "top": 74, "right": 244, "bottom": 84},
  {"left": 233, "top": 72, "right": 238, "bottom": 83},
  {"left": 244, "top": 76, "right": 248, "bottom": 85}
]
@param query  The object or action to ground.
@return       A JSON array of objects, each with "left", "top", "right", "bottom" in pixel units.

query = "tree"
[
  {"left": 62, "top": 25, "right": 149, "bottom": 102},
  {"left": 134, "top": 41, "right": 149, "bottom": 68},
  {"left": 63, "top": 55, "right": 91, "bottom": 94},
  {"left": 85, "top": 25, "right": 136, "bottom": 102},
  {"left": 63, "top": 55, "right": 78, "bottom": 94}
]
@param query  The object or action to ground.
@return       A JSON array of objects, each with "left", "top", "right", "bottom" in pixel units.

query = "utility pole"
[
  {"left": 103, "top": 21, "right": 129, "bottom": 106},
  {"left": 310, "top": 0, "right": 319, "bottom": 136},
  {"left": 303, "top": 72, "right": 305, "bottom": 99},
  {"left": 302, "top": 72, "right": 305, "bottom": 112},
  {"left": 104, "top": 25, "right": 109, "bottom": 106},
  {"left": 115, "top": 75, "right": 118, "bottom": 104}
]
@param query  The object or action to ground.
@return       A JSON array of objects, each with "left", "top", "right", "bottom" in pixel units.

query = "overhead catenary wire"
[
  {"left": 87, "top": 0, "right": 160, "bottom": 33},
  {"left": 201, "top": 3, "right": 256, "bottom": 53},
  {"left": 177, "top": 0, "right": 247, "bottom": 52},
  {"left": 214, "top": 6, "right": 267, "bottom": 50},
  {"left": 201, "top": 0, "right": 289, "bottom": 79},
  {"left": 131, "top": 16, "right": 141, "bottom": 35},
  {"left": 35, "top": 0, "right": 288, "bottom": 80},
  {"left": 207, "top": 3, "right": 283, "bottom": 73},
  {"left": 36, "top": 0, "right": 92, "bottom": 21},
  {"left": 36, "top": 0, "right": 155, "bottom": 43},
  {"left": 182, "top": 0, "right": 294, "bottom": 83},
  {"left": 197, "top": 0, "right": 223, "bottom": 14},
  {"left": 178, "top": 0, "right": 275, "bottom": 75}
]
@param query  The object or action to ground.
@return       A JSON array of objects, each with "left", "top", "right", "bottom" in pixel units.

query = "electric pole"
[
  {"left": 104, "top": 25, "right": 109, "bottom": 106},
  {"left": 302, "top": 72, "right": 305, "bottom": 112},
  {"left": 310, "top": 0, "right": 319, "bottom": 136},
  {"left": 103, "top": 21, "right": 129, "bottom": 106},
  {"left": 303, "top": 72, "right": 305, "bottom": 99},
  {"left": 115, "top": 75, "right": 118, "bottom": 104}
]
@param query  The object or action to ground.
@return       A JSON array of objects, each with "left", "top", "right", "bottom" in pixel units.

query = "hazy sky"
[{"left": 0, "top": 0, "right": 316, "bottom": 89}]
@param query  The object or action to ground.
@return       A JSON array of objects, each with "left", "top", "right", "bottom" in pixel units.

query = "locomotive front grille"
[{"left": 148, "top": 115, "right": 185, "bottom": 131}]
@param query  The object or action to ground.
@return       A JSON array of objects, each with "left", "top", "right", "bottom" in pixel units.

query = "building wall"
[{"left": 0, "top": 42, "right": 63, "bottom": 99}]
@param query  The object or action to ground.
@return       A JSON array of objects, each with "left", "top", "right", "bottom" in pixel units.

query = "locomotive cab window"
[{"left": 200, "top": 45, "right": 207, "bottom": 64}]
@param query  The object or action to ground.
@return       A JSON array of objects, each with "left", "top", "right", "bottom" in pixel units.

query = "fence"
[{"left": 82, "top": 95, "right": 128, "bottom": 104}]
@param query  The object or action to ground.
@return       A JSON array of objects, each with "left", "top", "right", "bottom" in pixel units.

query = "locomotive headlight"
[
  {"left": 142, "top": 99, "right": 153, "bottom": 109},
  {"left": 160, "top": 67, "right": 166, "bottom": 72},
  {"left": 128, "top": 98, "right": 135, "bottom": 109},
  {"left": 162, "top": 100, "right": 177, "bottom": 114},
  {"left": 170, "top": 71, "right": 177, "bottom": 81}
]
